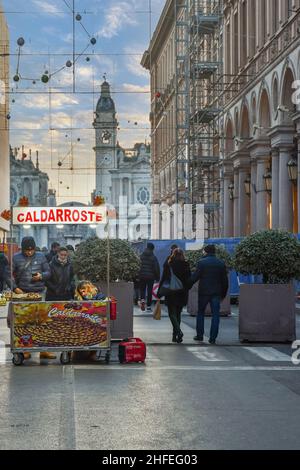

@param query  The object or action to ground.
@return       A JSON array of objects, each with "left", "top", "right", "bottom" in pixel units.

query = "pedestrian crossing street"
[{"left": 1, "top": 344, "right": 299, "bottom": 369}]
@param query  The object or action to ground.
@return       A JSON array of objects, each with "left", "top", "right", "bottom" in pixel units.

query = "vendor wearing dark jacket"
[
  {"left": 189, "top": 245, "right": 228, "bottom": 344},
  {"left": 158, "top": 248, "right": 191, "bottom": 343},
  {"left": 12, "top": 237, "right": 54, "bottom": 360},
  {"left": 13, "top": 237, "right": 51, "bottom": 294},
  {"left": 46, "top": 247, "right": 75, "bottom": 301},
  {"left": 139, "top": 243, "right": 160, "bottom": 311}
]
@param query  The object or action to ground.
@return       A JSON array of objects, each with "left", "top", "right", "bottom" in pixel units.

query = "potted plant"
[
  {"left": 73, "top": 238, "right": 141, "bottom": 339},
  {"left": 234, "top": 230, "right": 299, "bottom": 342},
  {"left": 185, "top": 245, "right": 233, "bottom": 317}
]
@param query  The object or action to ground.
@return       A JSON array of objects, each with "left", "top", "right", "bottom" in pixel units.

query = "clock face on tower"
[{"left": 98, "top": 154, "right": 112, "bottom": 167}]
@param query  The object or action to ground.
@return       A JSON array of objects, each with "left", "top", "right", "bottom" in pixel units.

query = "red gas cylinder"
[{"left": 110, "top": 297, "right": 117, "bottom": 320}]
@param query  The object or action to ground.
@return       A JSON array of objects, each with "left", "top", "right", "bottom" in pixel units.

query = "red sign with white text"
[{"left": 12, "top": 207, "right": 107, "bottom": 225}]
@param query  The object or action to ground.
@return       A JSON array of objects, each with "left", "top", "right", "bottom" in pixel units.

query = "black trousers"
[
  {"left": 167, "top": 304, "right": 183, "bottom": 336},
  {"left": 140, "top": 280, "right": 154, "bottom": 307}
]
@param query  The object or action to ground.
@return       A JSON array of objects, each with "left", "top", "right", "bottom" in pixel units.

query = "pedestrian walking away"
[
  {"left": 158, "top": 248, "right": 191, "bottom": 343},
  {"left": 139, "top": 242, "right": 160, "bottom": 312},
  {"left": 45, "top": 247, "right": 75, "bottom": 301},
  {"left": 189, "top": 245, "right": 228, "bottom": 344},
  {"left": 46, "top": 242, "right": 60, "bottom": 263},
  {"left": 0, "top": 250, "right": 12, "bottom": 292}
]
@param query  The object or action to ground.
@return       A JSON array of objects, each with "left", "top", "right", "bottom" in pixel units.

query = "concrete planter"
[
  {"left": 239, "top": 284, "right": 296, "bottom": 343},
  {"left": 98, "top": 281, "right": 134, "bottom": 340},
  {"left": 187, "top": 280, "right": 231, "bottom": 317}
]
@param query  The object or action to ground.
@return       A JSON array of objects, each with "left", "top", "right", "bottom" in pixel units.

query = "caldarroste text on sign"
[{"left": 12, "top": 207, "right": 107, "bottom": 225}]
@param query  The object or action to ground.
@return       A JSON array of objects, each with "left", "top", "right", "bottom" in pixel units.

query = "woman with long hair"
[{"left": 158, "top": 248, "right": 191, "bottom": 343}]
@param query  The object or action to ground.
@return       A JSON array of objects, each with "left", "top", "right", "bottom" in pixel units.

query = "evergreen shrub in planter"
[
  {"left": 234, "top": 230, "right": 300, "bottom": 342},
  {"left": 186, "top": 245, "right": 233, "bottom": 317},
  {"left": 73, "top": 238, "right": 141, "bottom": 339}
]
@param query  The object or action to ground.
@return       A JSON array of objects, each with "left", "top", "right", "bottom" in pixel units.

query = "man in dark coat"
[
  {"left": 189, "top": 245, "right": 228, "bottom": 344},
  {"left": 12, "top": 237, "right": 55, "bottom": 360},
  {"left": 13, "top": 237, "right": 51, "bottom": 295},
  {"left": 46, "top": 247, "right": 75, "bottom": 301},
  {"left": 139, "top": 243, "right": 160, "bottom": 311}
]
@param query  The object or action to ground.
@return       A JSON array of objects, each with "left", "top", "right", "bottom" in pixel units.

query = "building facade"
[
  {"left": 0, "top": 2, "right": 10, "bottom": 242},
  {"left": 94, "top": 80, "right": 151, "bottom": 239},
  {"left": 142, "top": 1, "right": 222, "bottom": 239},
  {"left": 222, "top": 0, "right": 300, "bottom": 237},
  {"left": 143, "top": 0, "right": 300, "bottom": 238},
  {"left": 10, "top": 147, "right": 49, "bottom": 247}
]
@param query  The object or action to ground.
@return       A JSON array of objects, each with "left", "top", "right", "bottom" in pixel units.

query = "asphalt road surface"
[{"left": 1, "top": 310, "right": 300, "bottom": 450}]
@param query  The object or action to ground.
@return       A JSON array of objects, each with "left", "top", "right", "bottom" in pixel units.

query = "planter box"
[
  {"left": 187, "top": 281, "right": 231, "bottom": 317},
  {"left": 239, "top": 284, "right": 296, "bottom": 343},
  {"left": 98, "top": 281, "right": 134, "bottom": 340}
]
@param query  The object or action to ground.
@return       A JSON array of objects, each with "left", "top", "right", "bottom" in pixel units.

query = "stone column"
[
  {"left": 256, "top": 158, "right": 269, "bottom": 231},
  {"left": 271, "top": 148, "right": 280, "bottom": 229},
  {"left": 269, "top": 126, "right": 295, "bottom": 232},
  {"left": 250, "top": 161, "right": 257, "bottom": 232},
  {"left": 278, "top": 146, "right": 293, "bottom": 231},
  {"left": 223, "top": 176, "right": 234, "bottom": 237},
  {"left": 233, "top": 170, "right": 239, "bottom": 237},
  {"left": 294, "top": 119, "right": 300, "bottom": 233},
  {"left": 238, "top": 168, "right": 250, "bottom": 236}
]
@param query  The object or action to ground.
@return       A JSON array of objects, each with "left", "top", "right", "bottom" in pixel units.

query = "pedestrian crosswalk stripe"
[
  {"left": 146, "top": 349, "right": 161, "bottom": 362},
  {"left": 244, "top": 347, "right": 292, "bottom": 362},
  {"left": 187, "top": 347, "right": 230, "bottom": 362},
  {"left": 74, "top": 365, "right": 300, "bottom": 371}
]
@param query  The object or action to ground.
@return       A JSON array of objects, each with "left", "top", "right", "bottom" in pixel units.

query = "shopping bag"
[{"left": 153, "top": 300, "right": 161, "bottom": 320}]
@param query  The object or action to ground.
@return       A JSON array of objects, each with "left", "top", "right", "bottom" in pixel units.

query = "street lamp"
[
  {"left": 287, "top": 158, "right": 298, "bottom": 184},
  {"left": 228, "top": 183, "right": 234, "bottom": 200},
  {"left": 263, "top": 170, "right": 272, "bottom": 193},
  {"left": 244, "top": 176, "right": 251, "bottom": 197}
]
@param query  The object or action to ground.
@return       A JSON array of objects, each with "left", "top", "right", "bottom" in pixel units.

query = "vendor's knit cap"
[{"left": 21, "top": 237, "right": 36, "bottom": 251}]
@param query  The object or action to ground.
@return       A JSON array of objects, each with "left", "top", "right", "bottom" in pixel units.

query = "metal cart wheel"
[
  {"left": 60, "top": 352, "right": 71, "bottom": 365},
  {"left": 105, "top": 351, "right": 110, "bottom": 364},
  {"left": 12, "top": 353, "right": 24, "bottom": 366}
]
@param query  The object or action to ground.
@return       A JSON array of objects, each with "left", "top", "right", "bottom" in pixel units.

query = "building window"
[
  {"left": 241, "top": 0, "right": 247, "bottom": 66},
  {"left": 137, "top": 187, "right": 150, "bottom": 205},
  {"left": 249, "top": 0, "right": 256, "bottom": 55},
  {"left": 233, "top": 12, "right": 238, "bottom": 73},
  {"left": 273, "top": 0, "right": 279, "bottom": 33}
]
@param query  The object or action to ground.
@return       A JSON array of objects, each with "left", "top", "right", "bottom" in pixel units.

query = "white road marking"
[
  {"left": 187, "top": 346, "right": 230, "bottom": 362},
  {"left": 244, "top": 347, "right": 292, "bottom": 362},
  {"left": 73, "top": 365, "right": 300, "bottom": 371}
]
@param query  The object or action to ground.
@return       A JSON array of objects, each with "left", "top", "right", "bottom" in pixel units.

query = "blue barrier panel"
[{"left": 131, "top": 237, "right": 300, "bottom": 297}]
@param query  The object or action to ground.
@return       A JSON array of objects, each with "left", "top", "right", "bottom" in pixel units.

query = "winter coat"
[
  {"left": 190, "top": 255, "right": 229, "bottom": 299},
  {"left": 13, "top": 252, "right": 51, "bottom": 293},
  {"left": 45, "top": 255, "right": 75, "bottom": 301},
  {"left": 159, "top": 259, "right": 191, "bottom": 307},
  {"left": 139, "top": 249, "right": 160, "bottom": 281},
  {"left": 0, "top": 253, "right": 11, "bottom": 291}
]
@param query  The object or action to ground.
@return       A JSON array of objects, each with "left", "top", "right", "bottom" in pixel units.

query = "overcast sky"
[{"left": 2, "top": 0, "right": 165, "bottom": 204}]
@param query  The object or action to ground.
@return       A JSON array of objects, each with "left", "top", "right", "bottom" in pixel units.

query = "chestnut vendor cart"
[{"left": 9, "top": 206, "right": 113, "bottom": 366}]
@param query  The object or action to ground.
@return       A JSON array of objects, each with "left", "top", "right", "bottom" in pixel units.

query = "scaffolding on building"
[{"left": 174, "top": 0, "right": 223, "bottom": 238}]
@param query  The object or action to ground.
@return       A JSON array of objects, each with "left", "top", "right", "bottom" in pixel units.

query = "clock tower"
[{"left": 93, "top": 80, "right": 117, "bottom": 203}]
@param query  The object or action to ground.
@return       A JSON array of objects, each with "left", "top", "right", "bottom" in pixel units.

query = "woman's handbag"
[
  {"left": 153, "top": 300, "right": 161, "bottom": 320},
  {"left": 159, "top": 267, "right": 183, "bottom": 297}
]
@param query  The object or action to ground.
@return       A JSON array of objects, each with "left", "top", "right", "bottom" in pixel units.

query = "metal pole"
[{"left": 73, "top": 0, "right": 76, "bottom": 93}]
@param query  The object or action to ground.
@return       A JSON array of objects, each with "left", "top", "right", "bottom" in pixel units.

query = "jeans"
[
  {"left": 140, "top": 280, "right": 154, "bottom": 307},
  {"left": 167, "top": 304, "right": 183, "bottom": 336},
  {"left": 197, "top": 295, "right": 221, "bottom": 341}
]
